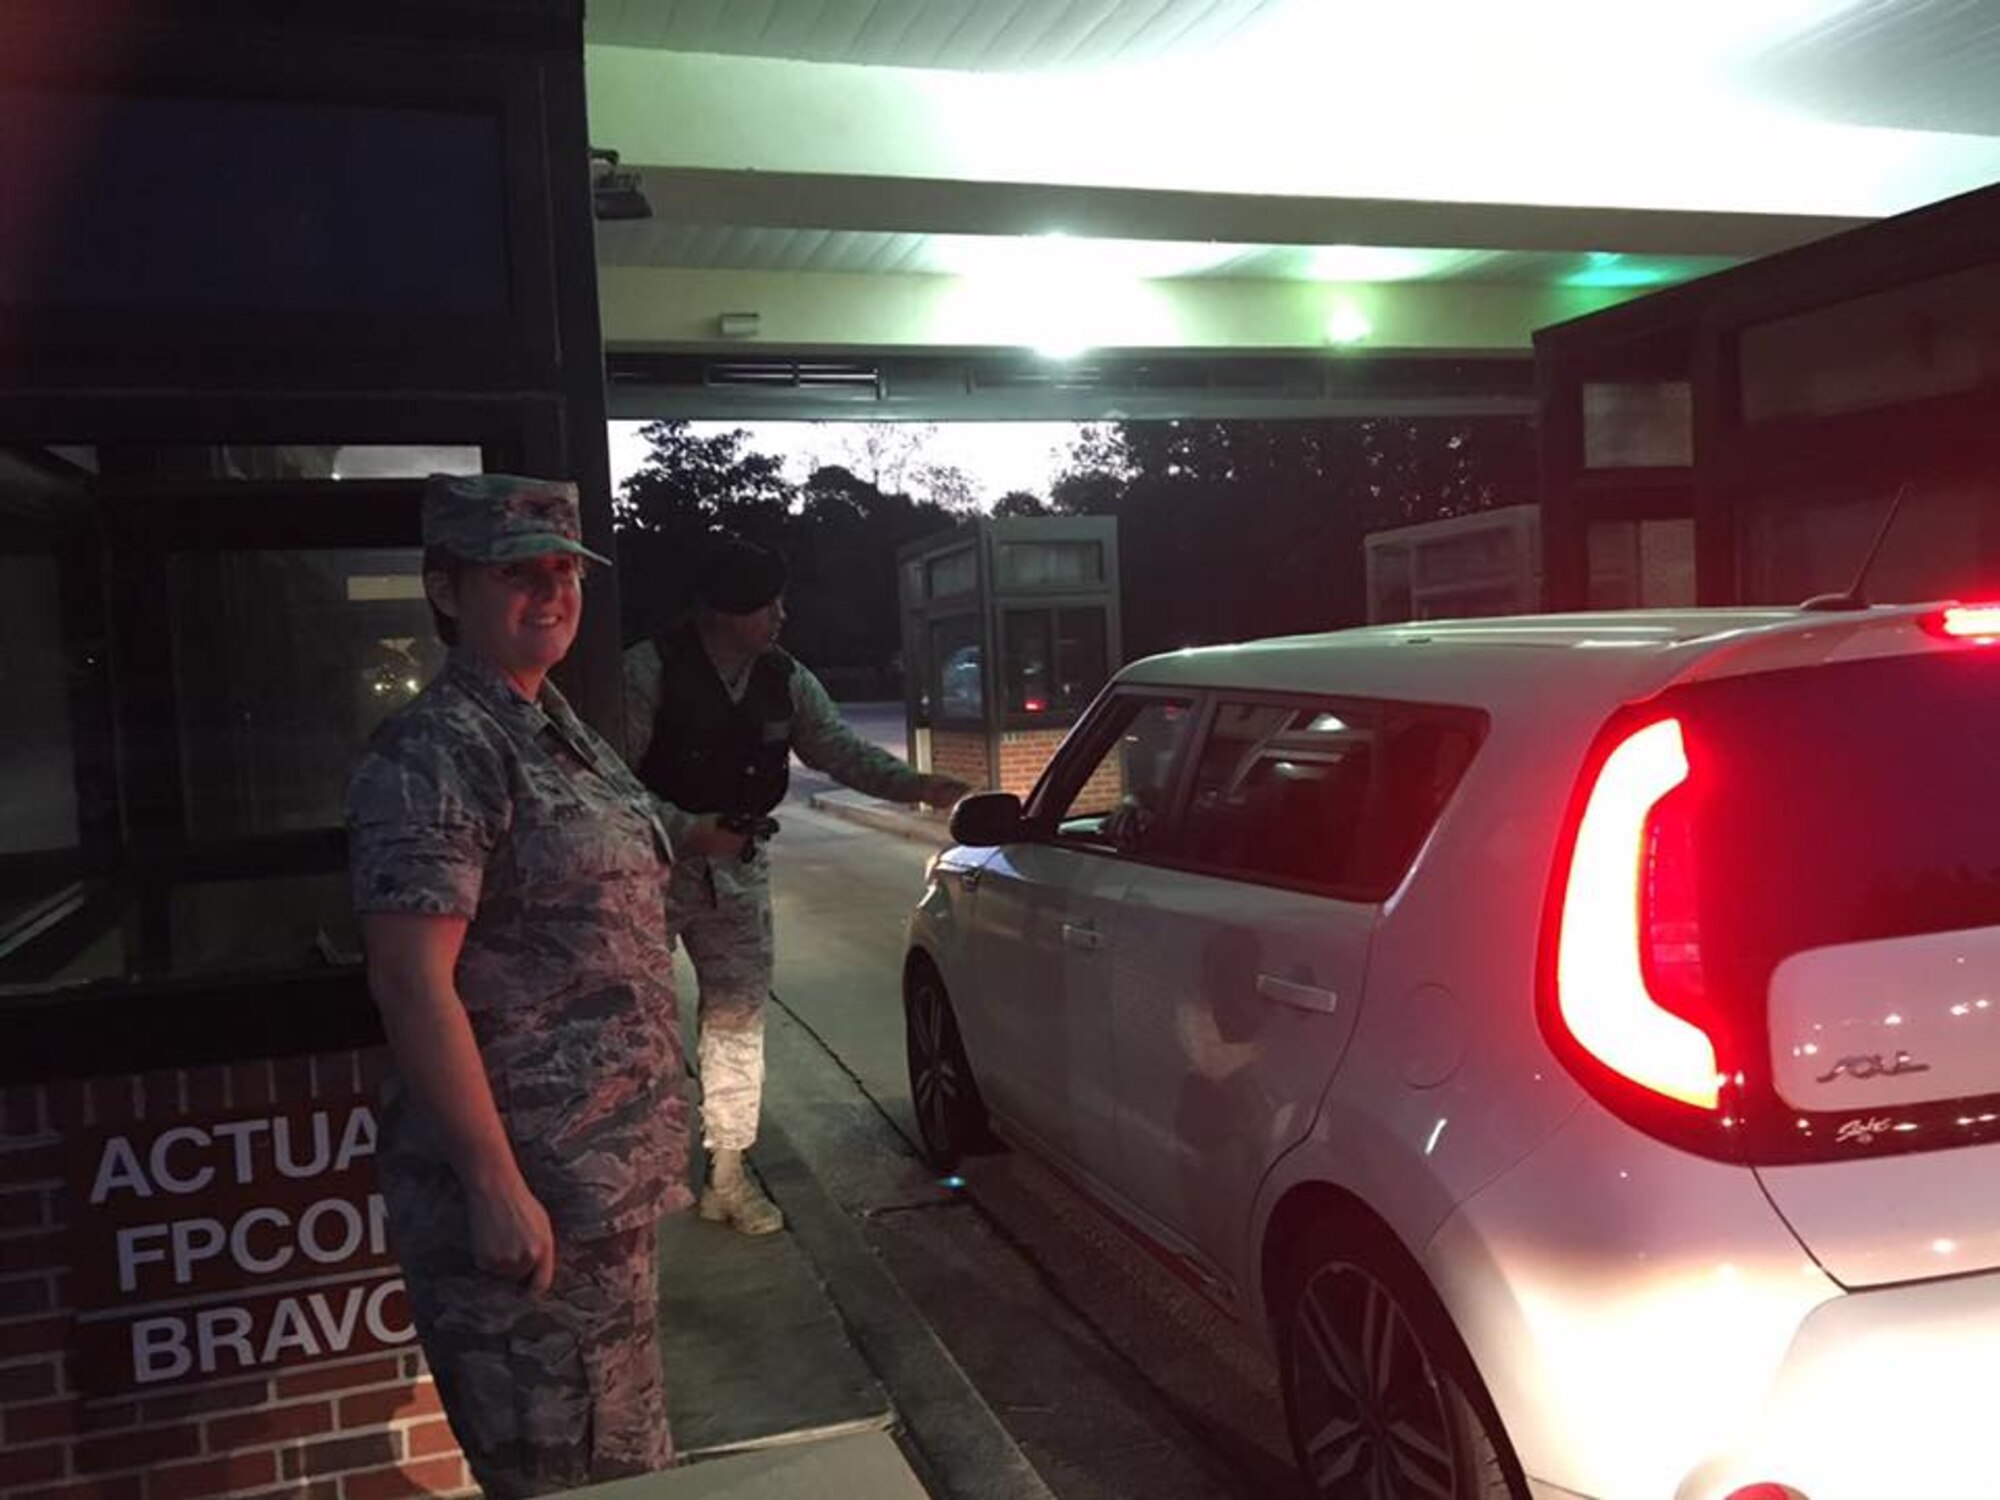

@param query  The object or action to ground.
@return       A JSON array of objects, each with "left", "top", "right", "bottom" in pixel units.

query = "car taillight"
[
  {"left": 1929, "top": 603, "right": 2000, "bottom": 642},
  {"left": 1552, "top": 718, "right": 1723, "bottom": 1110}
]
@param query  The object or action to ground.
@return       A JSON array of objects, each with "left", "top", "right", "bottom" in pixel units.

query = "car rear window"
[{"left": 1681, "top": 652, "right": 2000, "bottom": 980}]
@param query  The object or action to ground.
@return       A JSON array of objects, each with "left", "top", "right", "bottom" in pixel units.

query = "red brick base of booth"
[
  {"left": 932, "top": 727, "right": 1118, "bottom": 802},
  {"left": 0, "top": 1053, "right": 473, "bottom": 1500},
  {"left": 928, "top": 730, "right": 991, "bottom": 792}
]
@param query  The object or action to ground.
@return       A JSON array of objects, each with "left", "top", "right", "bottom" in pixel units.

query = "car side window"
[
  {"left": 1044, "top": 696, "right": 1197, "bottom": 856},
  {"left": 1180, "top": 700, "right": 1379, "bottom": 889},
  {"left": 1178, "top": 697, "right": 1486, "bottom": 896}
]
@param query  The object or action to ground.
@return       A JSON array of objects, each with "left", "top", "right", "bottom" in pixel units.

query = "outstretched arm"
[{"left": 790, "top": 666, "right": 968, "bottom": 807}]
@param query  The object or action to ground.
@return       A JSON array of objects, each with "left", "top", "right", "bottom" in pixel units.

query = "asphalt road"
[{"left": 760, "top": 780, "right": 1296, "bottom": 1500}]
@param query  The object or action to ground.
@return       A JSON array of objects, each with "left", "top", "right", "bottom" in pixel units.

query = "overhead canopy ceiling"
[{"left": 582, "top": 0, "right": 2000, "bottom": 415}]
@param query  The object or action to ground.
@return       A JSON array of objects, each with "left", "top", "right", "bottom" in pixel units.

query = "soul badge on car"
[
  {"left": 1814, "top": 1050, "right": 1931, "bottom": 1084},
  {"left": 1835, "top": 1116, "right": 1900, "bottom": 1146}
]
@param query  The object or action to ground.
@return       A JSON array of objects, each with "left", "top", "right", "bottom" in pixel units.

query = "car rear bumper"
[
  {"left": 1675, "top": 1265, "right": 2000, "bottom": 1500},
  {"left": 1431, "top": 1098, "right": 2000, "bottom": 1499},
  {"left": 1426, "top": 1101, "right": 1839, "bottom": 1499}
]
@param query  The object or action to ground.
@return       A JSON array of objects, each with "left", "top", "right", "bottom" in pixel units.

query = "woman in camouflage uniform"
[{"left": 346, "top": 474, "right": 743, "bottom": 1497}]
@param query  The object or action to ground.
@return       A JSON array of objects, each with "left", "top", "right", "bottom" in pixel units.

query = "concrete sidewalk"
[
  {"left": 629, "top": 800, "right": 1052, "bottom": 1500},
  {"left": 579, "top": 1431, "right": 927, "bottom": 1500}
]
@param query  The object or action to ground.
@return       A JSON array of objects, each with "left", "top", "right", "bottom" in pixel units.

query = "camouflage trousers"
[
  {"left": 666, "top": 853, "right": 775, "bottom": 1152},
  {"left": 396, "top": 1214, "right": 670, "bottom": 1499}
]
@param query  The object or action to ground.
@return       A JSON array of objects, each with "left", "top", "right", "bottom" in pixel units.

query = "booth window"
[
  {"left": 0, "top": 554, "right": 82, "bottom": 857},
  {"left": 109, "top": 445, "right": 484, "bottom": 481},
  {"left": 1581, "top": 381, "right": 1692, "bottom": 468},
  {"left": 170, "top": 549, "right": 441, "bottom": 842},
  {"left": 0, "top": 93, "right": 508, "bottom": 317},
  {"left": 1002, "top": 607, "right": 1107, "bottom": 720},
  {"left": 928, "top": 614, "right": 983, "bottom": 723},
  {"left": 997, "top": 540, "right": 1102, "bottom": 588},
  {"left": 1739, "top": 263, "right": 2000, "bottom": 424},
  {"left": 926, "top": 548, "right": 977, "bottom": 600},
  {"left": 0, "top": 469, "right": 469, "bottom": 994}
]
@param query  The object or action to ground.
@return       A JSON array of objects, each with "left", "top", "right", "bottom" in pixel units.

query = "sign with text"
[{"left": 67, "top": 1101, "right": 416, "bottom": 1393}]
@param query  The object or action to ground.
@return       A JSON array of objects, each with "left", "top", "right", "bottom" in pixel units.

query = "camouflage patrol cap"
[{"left": 422, "top": 473, "right": 613, "bottom": 567}]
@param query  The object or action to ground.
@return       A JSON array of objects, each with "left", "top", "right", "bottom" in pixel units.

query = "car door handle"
[
  {"left": 1256, "top": 973, "right": 1338, "bottom": 1014},
  {"left": 1061, "top": 920, "right": 1103, "bottom": 952},
  {"left": 959, "top": 869, "right": 981, "bottom": 893}
]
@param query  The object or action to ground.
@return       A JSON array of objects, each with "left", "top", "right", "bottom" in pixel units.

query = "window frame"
[{"left": 1020, "top": 686, "right": 1205, "bottom": 864}]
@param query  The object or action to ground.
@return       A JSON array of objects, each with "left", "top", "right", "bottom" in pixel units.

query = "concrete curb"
[
  {"left": 752, "top": 1115, "right": 1059, "bottom": 1500},
  {"left": 807, "top": 791, "right": 953, "bottom": 848}
]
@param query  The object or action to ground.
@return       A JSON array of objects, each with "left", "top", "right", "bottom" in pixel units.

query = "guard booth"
[
  {"left": 1536, "top": 180, "right": 2000, "bottom": 609},
  {"left": 898, "top": 517, "right": 1120, "bottom": 796},
  {"left": 1364, "top": 505, "right": 1545, "bottom": 622},
  {"left": 1, "top": 6, "right": 613, "bottom": 1495}
]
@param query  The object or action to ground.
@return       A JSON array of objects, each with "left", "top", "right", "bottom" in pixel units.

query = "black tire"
[
  {"left": 904, "top": 960, "right": 994, "bottom": 1171},
  {"left": 1277, "top": 1217, "right": 1523, "bottom": 1500}
]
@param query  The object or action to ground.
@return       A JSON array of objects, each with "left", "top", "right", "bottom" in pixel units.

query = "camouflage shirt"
[{"left": 347, "top": 648, "right": 691, "bottom": 1237}]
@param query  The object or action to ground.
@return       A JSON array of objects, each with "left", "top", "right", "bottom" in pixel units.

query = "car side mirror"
[{"left": 949, "top": 791, "right": 1025, "bottom": 847}]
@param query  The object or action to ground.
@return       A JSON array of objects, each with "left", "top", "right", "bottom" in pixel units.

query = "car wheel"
[
  {"left": 1278, "top": 1218, "right": 1521, "bottom": 1500},
  {"left": 904, "top": 960, "right": 993, "bottom": 1171}
]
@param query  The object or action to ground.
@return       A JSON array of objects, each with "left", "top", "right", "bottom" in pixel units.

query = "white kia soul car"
[{"left": 903, "top": 604, "right": 2000, "bottom": 1500}]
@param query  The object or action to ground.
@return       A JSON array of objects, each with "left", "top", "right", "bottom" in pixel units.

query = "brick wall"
[
  {"left": 994, "top": 729, "right": 1068, "bottom": 799},
  {"left": 1072, "top": 755, "right": 1127, "bottom": 814},
  {"left": 0, "top": 1054, "right": 472, "bottom": 1500},
  {"left": 929, "top": 730, "right": 991, "bottom": 791}
]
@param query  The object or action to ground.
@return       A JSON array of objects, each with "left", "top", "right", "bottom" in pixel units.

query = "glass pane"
[
  {"left": 93, "top": 445, "right": 483, "bottom": 481},
  {"left": 1181, "top": 701, "right": 1378, "bottom": 888},
  {"left": 1052, "top": 698, "right": 1196, "bottom": 856},
  {"left": 1740, "top": 263, "right": 2000, "bottom": 423},
  {"left": 1, "top": 92, "right": 508, "bottom": 316},
  {"left": 1687, "top": 651, "right": 2000, "bottom": 1026},
  {"left": 0, "top": 554, "right": 80, "bottom": 855},
  {"left": 1053, "top": 608, "right": 1108, "bottom": 712},
  {"left": 170, "top": 871, "right": 358, "bottom": 979},
  {"left": 169, "top": 548, "right": 442, "bottom": 840},
  {"left": 997, "top": 540, "right": 1102, "bottom": 588},
  {"left": 928, "top": 615, "right": 982, "bottom": 723},
  {"left": 1002, "top": 611, "right": 1053, "bottom": 715},
  {"left": 926, "top": 549, "right": 977, "bottom": 599},
  {"left": 1582, "top": 381, "right": 1693, "bottom": 468},
  {"left": 1368, "top": 542, "right": 1413, "bottom": 622},
  {"left": 1736, "top": 476, "right": 2000, "bottom": 606},
  {"left": 1591, "top": 519, "right": 1696, "bottom": 608}
]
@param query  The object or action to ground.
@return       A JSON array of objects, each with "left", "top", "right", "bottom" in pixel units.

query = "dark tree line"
[
  {"left": 612, "top": 415, "right": 1535, "bottom": 689},
  {"left": 613, "top": 421, "right": 964, "bottom": 696},
  {"left": 1045, "top": 416, "right": 1536, "bottom": 660}
]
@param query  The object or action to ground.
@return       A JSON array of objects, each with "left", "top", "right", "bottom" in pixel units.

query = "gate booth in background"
[
  {"left": 0, "top": 6, "right": 616, "bottom": 1497},
  {"left": 1536, "top": 180, "right": 2000, "bottom": 611},
  {"left": 898, "top": 517, "right": 1121, "bottom": 797}
]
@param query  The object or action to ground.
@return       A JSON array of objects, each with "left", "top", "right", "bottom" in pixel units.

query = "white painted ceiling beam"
[
  {"left": 619, "top": 165, "right": 1864, "bottom": 260},
  {"left": 599, "top": 264, "right": 1627, "bottom": 355}
]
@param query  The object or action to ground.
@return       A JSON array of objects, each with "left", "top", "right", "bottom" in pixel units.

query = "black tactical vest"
[{"left": 637, "top": 621, "right": 795, "bottom": 816}]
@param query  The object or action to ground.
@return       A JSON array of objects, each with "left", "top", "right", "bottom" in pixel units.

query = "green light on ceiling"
[{"left": 1563, "top": 252, "right": 1680, "bottom": 290}]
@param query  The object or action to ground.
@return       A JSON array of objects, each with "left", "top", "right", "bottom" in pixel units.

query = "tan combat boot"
[{"left": 699, "top": 1148, "right": 785, "bottom": 1235}]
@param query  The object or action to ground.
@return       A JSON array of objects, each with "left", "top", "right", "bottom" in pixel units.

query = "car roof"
[{"left": 1114, "top": 605, "right": 1956, "bottom": 713}]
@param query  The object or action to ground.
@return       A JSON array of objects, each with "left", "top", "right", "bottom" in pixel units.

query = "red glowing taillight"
[
  {"left": 1552, "top": 718, "right": 1722, "bottom": 1110},
  {"left": 1930, "top": 603, "right": 2000, "bottom": 642}
]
